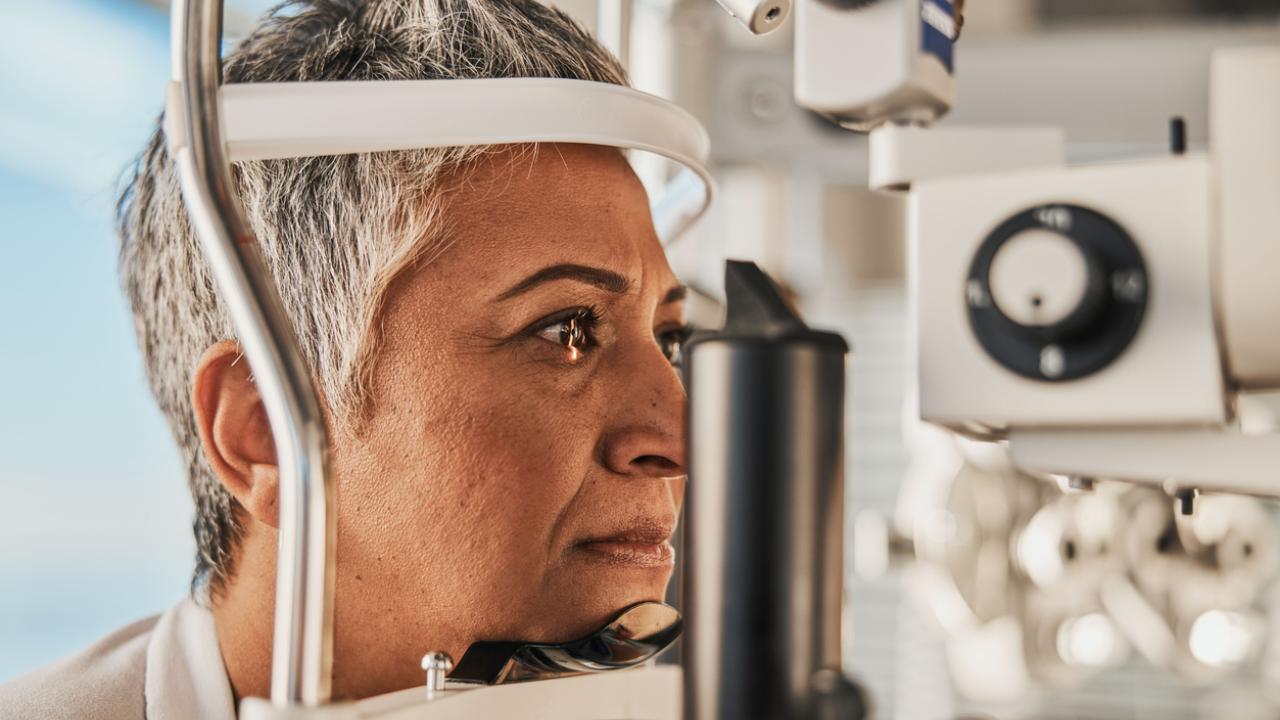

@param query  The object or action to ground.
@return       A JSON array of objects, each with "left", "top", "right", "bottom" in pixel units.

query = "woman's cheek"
[{"left": 474, "top": 392, "right": 599, "bottom": 485}]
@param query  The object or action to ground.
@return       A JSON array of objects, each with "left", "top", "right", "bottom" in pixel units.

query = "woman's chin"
[{"left": 569, "top": 545, "right": 674, "bottom": 604}]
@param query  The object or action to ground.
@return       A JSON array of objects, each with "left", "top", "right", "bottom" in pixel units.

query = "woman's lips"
[{"left": 576, "top": 538, "right": 675, "bottom": 568}]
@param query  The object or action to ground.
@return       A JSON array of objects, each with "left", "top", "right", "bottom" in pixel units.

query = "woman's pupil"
[{"left": 562, "top": 318, "right": 583, "bottom": 350}]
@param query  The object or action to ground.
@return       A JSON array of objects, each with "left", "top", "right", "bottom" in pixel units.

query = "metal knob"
[{"left": 421, "top": 651, "right": 454, "bottom": 700}]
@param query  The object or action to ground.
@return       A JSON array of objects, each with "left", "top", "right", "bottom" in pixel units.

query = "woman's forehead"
[
  {"left": 456, "top": 144, "right": 637, "bottom": 200},
  {"left": 437, "top": 145, "right": 674, "bottom": 294}
]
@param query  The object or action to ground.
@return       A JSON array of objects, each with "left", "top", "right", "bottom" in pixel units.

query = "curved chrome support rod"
[{"left": 167, "top": 0, "right": 336, "bottom": 707}]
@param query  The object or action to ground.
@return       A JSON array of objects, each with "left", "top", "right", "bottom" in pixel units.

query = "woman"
[{"left": 0, "top": 0, "right": 687, "bottom": 716}]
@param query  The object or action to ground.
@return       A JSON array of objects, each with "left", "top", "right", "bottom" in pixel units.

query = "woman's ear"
[{"left": 192, "top": 340, "right": 280, "bottom": 528}]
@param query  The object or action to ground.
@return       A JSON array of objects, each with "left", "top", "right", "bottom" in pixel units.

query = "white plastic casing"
[
  {"left": 795, "top": 0, "right": 955, "bottom": 130},
  {"left": 712, "top": 0, "right": 792, "bottom": 35},
  {"left": 912, "top": 156, "right": 1228, "bottom": 432},
  {"left": 868, "top": 124, "right": 1065, "bottom": 190},
  {"left": 239, "top": 665, "right": 680, "bottom": 720},
  {"left": 165, "top": 78, "right": 716, "bottom": 245},
  {"left": 1212, "top": 47, "right": 1280, "bottom": 389}
]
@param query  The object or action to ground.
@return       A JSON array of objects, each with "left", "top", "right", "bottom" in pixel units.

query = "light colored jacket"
[{"left": 0, "top": 597, "right": 236, "bottom": 720}]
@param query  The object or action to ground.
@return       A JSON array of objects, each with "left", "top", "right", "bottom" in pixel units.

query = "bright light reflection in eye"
[
  {"left": 1189, "top": 610, "right": 1255, "bottom": 667},
  {"left": 1056, "top": 612, "right": 1118, "bottom": 667}
]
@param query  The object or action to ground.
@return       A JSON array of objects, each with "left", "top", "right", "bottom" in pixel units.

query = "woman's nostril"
[{"left": 635, "top": 455, "right": 679, "bottom": 473}]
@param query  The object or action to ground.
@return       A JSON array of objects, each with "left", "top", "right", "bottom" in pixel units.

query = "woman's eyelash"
[
  {"left": 524, "top": 309, "right": 691, "bottom": 366},
  {"left": 530, "top": 306, "right": 603, "bottom": 335}
]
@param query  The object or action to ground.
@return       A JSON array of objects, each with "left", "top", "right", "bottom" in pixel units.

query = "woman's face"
[{"left": 330, "top": 144, "right": 687, "bottom": 695}]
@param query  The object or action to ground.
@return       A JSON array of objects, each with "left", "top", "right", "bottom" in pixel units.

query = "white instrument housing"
[
  {"left": 897, "top": 47, "right": 1280, "bottom": 497},
  {"left": 912, "top": 155, "right": 1227, "bottom": 431},
  {"left": 795, "top": 0, "right": 956, "bottom": 130},
  {"left": 239, "top": 665, "right": 680, "bottom": 720},
  {"left": 712, "top": 0, "right": 792, "bottom": 35},
  {"left": 1213, "top": 48, "right": 1280, "bottom": 389}
]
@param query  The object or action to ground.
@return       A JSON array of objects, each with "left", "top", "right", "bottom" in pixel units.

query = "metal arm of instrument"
[{"left": 168, "top": 0, "right": 336, "bottom": 707}]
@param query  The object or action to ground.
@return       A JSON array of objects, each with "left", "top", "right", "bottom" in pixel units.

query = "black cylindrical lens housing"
[{"left": 682, "top": 261, "right": 849, "bottom": 720}]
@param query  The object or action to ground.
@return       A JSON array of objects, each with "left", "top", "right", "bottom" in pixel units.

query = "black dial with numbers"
[{"left": 965, "top": 204, "right": 1149, "bottom": 382}]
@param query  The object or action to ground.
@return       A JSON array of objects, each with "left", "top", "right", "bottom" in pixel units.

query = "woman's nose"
[{"left": 600, "top": 347, "right": 687, "bottom": 478}]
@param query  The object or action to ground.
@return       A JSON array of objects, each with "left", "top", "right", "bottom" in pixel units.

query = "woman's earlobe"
[
  {"left": 192, "top": 339, "right": 282, "bottom": 529},
  {"left": 242, "top": 462, "right": 281, "bottom": 528}
]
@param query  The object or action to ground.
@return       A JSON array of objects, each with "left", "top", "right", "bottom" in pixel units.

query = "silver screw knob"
[{"left": 421, "top": 651, "right": 454, "bottom": 700}]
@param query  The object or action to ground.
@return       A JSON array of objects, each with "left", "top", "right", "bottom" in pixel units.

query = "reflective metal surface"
[
  {"left": 421, "top": 652, "right": 454, "bottom": 700},
  {"left": 449, "top": 601, "right": 683, "bottom": 685},
  {"left": 168, "top": 0, "right": 335, "bottom": 706}
]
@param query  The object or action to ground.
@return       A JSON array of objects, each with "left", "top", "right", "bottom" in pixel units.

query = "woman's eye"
[
  {"left": 533, "top": 309, "right": 598, "bottom": 362},
  {"left": 658, "top": 325, "right": 692, "bottom": 366}
]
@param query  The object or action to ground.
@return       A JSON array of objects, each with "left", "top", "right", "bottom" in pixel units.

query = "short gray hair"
[{"left": 117, "top": 0, "right": 627, "bottom": 591}]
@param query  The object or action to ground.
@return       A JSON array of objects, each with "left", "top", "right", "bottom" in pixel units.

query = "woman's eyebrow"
[
  {"left": 662, "top": 285, "right": 687, "bottom": 305},
  {"left": 497, "top": 263, "right": 632, "bottom": 300}
]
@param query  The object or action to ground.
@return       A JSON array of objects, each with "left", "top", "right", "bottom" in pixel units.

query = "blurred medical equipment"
[
  {"left": 800, "top": 4, "right": 1280, "bottom": 500},
  {"left": 880, "top": 437, "right": 1280, "bottom": 701},
  {"left": 786, "top": 2, "right": 1280, "bottom": 713},
  {"left": 712, "top": 0, "right": 790, "bottom": 35},
  {"left": 163, "top": 0, "right": 1280, "bottom": 717},
  {"left": 795, "top": 0, "right": 955, "bottom": 131},
  {"left": 793, "top": 1, "right": 1280, "bottom": 476}
]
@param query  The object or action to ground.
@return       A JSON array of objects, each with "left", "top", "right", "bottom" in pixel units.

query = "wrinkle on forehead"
[
  {"left": 446, "top": 143, "right": 639, "bottom": 218},
  {"left": 422, "top": 143, "right": 673, "bottom": 295}
]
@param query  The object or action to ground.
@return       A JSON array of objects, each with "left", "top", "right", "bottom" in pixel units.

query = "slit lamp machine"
[{"left": 163, "top": 0, "right": 1280, "bottom": 716}]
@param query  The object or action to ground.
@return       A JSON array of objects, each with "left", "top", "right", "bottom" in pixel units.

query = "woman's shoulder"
[{"left": 0, "top": 614, "right": 159, "bottom": 720}]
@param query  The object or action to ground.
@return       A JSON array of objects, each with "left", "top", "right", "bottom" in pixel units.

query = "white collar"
[{"left": 144, "top": 593, "right": 237, "bottom": 720}]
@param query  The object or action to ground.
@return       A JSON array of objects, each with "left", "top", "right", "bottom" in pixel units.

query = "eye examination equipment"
[
  {"left": 448, "top": 602, "right": 683, "bottom": 685},
  {"left": 791, "top": 1, "right": 1280, "bottom": 499},
  {"left": 684, "top": 261, "right": 857, "bottom": 720},
  {"left": 840, "top": 29, "right": 1280, "bottom": 501},
  {"left": 163, "top": 0, "right": 1280, "bottom": 716}
]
